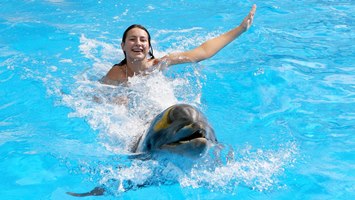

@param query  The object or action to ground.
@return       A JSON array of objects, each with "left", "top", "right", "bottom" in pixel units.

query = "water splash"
[
  {"left": 58, "top": 35, "right": 206, "bottom": 153},
  {"left": 180, "top": 142, "right": 298, "bottom": 192},
  {"left": 61, "top": 64, "right": 205, "bottom": 152},
  {"left": 84, "top": 142, "right": 298, "bottom": 196}
]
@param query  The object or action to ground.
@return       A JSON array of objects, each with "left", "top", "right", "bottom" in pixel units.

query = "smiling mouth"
[{"left": 132, "top": 47, "right": 143, "bottom": 52}]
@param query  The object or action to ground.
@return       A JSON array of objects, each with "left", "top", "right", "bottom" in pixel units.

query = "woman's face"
[{"left": 121, "top": 27, "right": 150, "bottom": 62}]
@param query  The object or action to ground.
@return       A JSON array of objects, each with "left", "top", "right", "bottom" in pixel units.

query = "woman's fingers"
[{"left": 241, "top": 4, "right": 257, "bottom": 30}]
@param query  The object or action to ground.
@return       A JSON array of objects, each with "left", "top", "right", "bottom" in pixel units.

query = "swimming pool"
[{"left": 1, "top": 0, "right": 354, "bottom": 199}]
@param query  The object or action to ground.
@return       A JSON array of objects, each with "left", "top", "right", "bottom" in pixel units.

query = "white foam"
[
  {"left": 99, "top": 159, "right": 158, "bottom": 192},
  {"left": 180, "top": 142, "right": 298, "bottom": 192},
  {"left": 91, "top": 142, "right": 298, "bottom": 194},
  {"left": 79, "top": 34, "right": 121, "bottom": 66},
  {"left": 62, "top": 66, "right": 204, "bottom": 153}
]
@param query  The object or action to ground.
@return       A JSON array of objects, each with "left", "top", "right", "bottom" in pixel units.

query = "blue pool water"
[{"left": 1, "top": 0, "right": 354, "bottom": 199}]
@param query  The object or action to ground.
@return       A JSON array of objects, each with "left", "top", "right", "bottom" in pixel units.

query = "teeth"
[{"left": 132, "top": 47, "right": 143, "bottom": 52}]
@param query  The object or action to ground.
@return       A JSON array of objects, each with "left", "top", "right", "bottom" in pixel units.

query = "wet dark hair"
[{"left": 117, "top": 24, "right": 155, "bottom": 66}]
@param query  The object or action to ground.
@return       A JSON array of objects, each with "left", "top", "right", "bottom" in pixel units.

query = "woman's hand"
[{"left": 240, "top": 4, "right": 257, "bottom": 32}]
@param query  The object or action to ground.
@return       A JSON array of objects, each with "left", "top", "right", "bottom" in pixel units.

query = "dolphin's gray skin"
[
  {"left": 132, "top": 104, "right": 217, "bottom": 157},
  {"left": 67, "top": 104, "right": 217, "bottom": 197}
]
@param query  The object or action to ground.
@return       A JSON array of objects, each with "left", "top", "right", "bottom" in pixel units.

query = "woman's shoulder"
[
  {"left": 112, "top": 63, "right": 125, "bottom": 69},
  {"left": 102, "top": 64, "right": 127, "bottom": 83},
  {"left": 110, "top": 63, "right": 126, "bottom": 72}
]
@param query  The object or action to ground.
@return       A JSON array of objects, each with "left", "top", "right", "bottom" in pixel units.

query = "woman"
[{"left": 101, "top": 5, "right": 257, "bottom": 85}]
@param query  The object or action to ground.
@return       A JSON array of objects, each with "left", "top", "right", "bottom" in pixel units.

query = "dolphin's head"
[{"left": 133, "top": 104, "right": 217, "bottom": 157}]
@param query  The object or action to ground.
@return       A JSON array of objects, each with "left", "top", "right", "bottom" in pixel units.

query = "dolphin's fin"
[{"left": 66, "top": 186, "right": 105, "bottom": 197}]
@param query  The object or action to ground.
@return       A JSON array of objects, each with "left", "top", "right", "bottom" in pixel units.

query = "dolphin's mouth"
[
  {"left": 159, "top": 129, "right": 211, "bottom": 157},
  {"left": 163, "top": 130, "right": 206, "bottom": 147}
]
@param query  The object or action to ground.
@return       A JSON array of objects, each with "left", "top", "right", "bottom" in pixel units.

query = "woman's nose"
[{"left": 135, "top": 39, "right": 142, "bottom": 45}]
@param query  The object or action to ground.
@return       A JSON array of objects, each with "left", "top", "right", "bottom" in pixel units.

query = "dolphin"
[
  {"left": 132, "top": 104, "right": 218, "bottom": 157},
  {"left": 67, "top": 104, "right": 217, "bottom": 197}
]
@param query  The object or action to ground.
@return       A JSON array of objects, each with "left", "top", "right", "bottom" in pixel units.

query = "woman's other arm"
[{"left": 163, "top": 4, "right": 257, "bottom": 65}]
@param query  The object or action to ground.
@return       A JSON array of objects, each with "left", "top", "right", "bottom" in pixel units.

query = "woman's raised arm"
[{"left": 163, "top": 4, "right": 256, "bottom": 66}]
